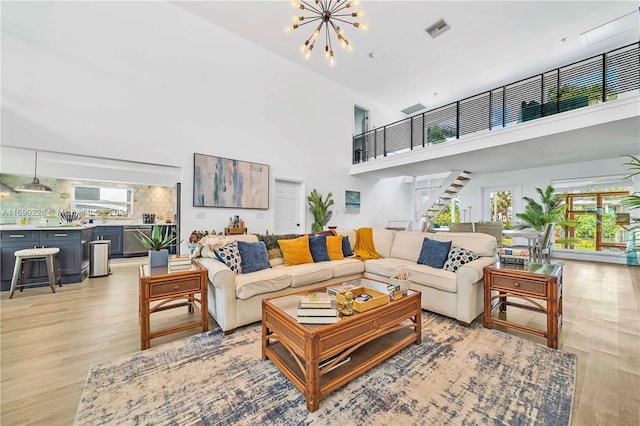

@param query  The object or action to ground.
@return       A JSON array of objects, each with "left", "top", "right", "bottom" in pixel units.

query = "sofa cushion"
[
  {"left": 260, "top": 234, "right": 299, "bottom": 260},
  {"left": 401, "top": 263, "right": 458, "bottom": 293},
  {"left": 372, "top": 228, "right": 396, "bottom": 258},
  {"left": 309, "top": 234, "right": 330, "bottom": 262},
  {"left": 364, "top": 257, "right": 416, "bottom": 278},
  {"left": 213, "top": 241, "right": 242, "bottom": 274},
  {"left": 417, "top": 238, "right": 452, "bottom": 269},
  {"left": 443, "top": 247, "right": 480, "bottom": 272},
  {"left": 326, "top": 235, "right": 345, "bottom": 260},
  {"left": 235, "top": 268, "right": 291, "bottom": 299},
  {"left": 432, "top": 232, "right": 496, "bottom": 257},
  {"left": 237, "top": 241, "right": 271, "bottom": 273},
  {"left": 274, "top": 263, "right": 333, "bottom": 288},
  {"left": 330, "top": 257, "right": 365, "bottom": 277},
  {"left": 342, "top": 235, "right": 354, "bottom": 257},
  {"left": 390, "top": 232, "right": 430, "bottom": 261},
  {"left": 278, "top": 235, "right": 314, "bottom": 266}
]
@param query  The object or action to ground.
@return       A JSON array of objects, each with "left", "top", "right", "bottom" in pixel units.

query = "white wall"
[{"left": 0, "top": 1, "right": 403, "bottom": 248}]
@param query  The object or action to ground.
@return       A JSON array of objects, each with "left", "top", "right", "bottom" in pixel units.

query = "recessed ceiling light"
[
  {"left": 401, "top": 103, "right": 426, "bottom": 115},
  {"left": 425, "top": 19, "right": 450, "bottom": 38}
]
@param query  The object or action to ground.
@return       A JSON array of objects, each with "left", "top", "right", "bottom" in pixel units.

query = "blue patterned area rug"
[{"left": 75, "top": 312, "right": 576, "bottom": 425}]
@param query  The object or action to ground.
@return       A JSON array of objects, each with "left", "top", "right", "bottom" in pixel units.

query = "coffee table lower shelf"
[{"left": 266, "top": 328, "right": 416, "bottom": 401}]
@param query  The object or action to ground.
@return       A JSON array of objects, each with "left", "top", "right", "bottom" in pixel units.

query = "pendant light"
[{"left": 15, "top": 151, "right": 53, "bottom": 193}]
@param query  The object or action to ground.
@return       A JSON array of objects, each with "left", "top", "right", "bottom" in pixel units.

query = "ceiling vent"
[
  {"left": 426, "top": 19, "right": 450, "bottom": 38},
  {"left": 401, "top": 103, "right": 427, "bottom": 115}
]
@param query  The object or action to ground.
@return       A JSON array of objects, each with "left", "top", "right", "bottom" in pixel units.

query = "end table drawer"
[
  {"left": 493, "top": 276, "right": 545, "bottom": 296},
  {"left": 151, "top": 277, "right": 201, "bottom": 297}
]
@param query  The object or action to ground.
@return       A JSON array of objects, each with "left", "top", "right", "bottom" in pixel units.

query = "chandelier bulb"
[
  {"left": 325, "top": 45, "right": 330, "bottom": 58},
  {"left": 293, "top": 16, "right": 304, "bottom": 22},
  {"left": 291, "top": 1, "right": 304, "bottom": 10},
  {"left": 330, "top": 50, "right": 335, "bottom": 66},
  {"left": 351, "top": 11, "right": 364, "bottom": 17},
  {"left": 312, "top": 28, "right": 321, "bottom": 39},
  {"left": 285, "top": 24, "right": 299, "bottom": 32},
  {"left": 354, "top": 22, "right": 368, "bottom": 31}
]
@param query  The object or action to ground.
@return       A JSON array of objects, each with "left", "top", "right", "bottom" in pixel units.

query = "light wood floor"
[{"left": 1, "top": 259, "right": 638, "bottom": 425}]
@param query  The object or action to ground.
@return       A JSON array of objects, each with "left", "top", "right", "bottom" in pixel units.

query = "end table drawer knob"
[
  {"left": 174, "top": 285, "right": 180, "bottom": 290},
  {"left": 514, "top": 282, "right": 520, "bottom": 287}
]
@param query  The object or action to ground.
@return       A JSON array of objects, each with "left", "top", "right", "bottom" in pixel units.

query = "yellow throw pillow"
[
  {"left": 277, "top": 235, "right": 314, "bottom": 266},
  {"left": 326, "top": 235, "right": 345, "bottom": 260}
]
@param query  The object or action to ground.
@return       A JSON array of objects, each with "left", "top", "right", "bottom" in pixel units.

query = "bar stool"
[{"left": 9, "top": 247, "right": 62, "bottom": 299}]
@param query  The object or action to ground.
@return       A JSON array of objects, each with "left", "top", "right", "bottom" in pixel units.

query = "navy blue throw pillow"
[
  {"left": 417, "top": 238, "right": 452, "bottom": 269},
  {"left": 342, "top": 235, "right": 354, "bottom": 257},
  {"left": 309, "top": 235, "right": 330, "bottom": 262},
  {"left": 237, "top": 241, "right": 271, "bottom": 273}
]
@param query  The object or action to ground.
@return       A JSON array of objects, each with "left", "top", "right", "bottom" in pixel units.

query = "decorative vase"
[
  {"left": 390, "top": 278, "right": 411, "bottom": 295},
  {"left": 149, "top": 249, "right": 169, "bottom": 267}
]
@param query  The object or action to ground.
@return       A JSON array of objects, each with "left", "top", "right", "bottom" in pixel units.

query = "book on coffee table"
[
  {"left": 299, "top": 292, "right": 332, "bottom": 308},
  {"left": 297, "top": 300, "right": 338, "bottom": 317},
  {"left": 296, "top": 315, "right": 339, "bottom": 324}
]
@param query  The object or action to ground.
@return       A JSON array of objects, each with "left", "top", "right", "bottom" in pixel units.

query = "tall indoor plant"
[
  {"left": 135, "top": 225, "right": 177, "bottom": 267},
  {"left": 514, "top": 185, "right": 565, "bottom": 231},
  {"left": 307, "top": 189, "right": 334, "bottom": 233}
]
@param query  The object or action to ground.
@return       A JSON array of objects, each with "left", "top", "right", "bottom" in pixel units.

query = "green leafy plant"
[
  {"left": 307, "top": 189, "right": 334, "bottom": 233},
  {"left": 514, "top": 185, "right": 565, "bottom": 231},
  {"left": 135, "top": 225, "right": 177, "bottom": 251}
]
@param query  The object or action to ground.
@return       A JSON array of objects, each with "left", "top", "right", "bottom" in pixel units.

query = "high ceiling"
[
  {"left": 173, "top": 1, "right": 639, "bottom": 113},
  {"left": 171, "top": 1, "right": 639, "bottom": 178}
]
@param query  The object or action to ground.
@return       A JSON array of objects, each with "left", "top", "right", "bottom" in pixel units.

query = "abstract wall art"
[{"left": 193, "top": 153, "right": 269, "bottom": 209}]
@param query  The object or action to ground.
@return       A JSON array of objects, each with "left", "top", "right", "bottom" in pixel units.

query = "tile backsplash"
[{"left": 0, "top": 174, "right": 175, "bottom": 224}]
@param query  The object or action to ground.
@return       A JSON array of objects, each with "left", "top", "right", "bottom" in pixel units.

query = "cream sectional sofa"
[{"left": 195, "top": 229, "right": 498, "bottom": 334}]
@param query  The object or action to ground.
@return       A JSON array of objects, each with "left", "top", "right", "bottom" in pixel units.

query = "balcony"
[{"left": 352, "top": 43, "right": 639, "bottom": 175}]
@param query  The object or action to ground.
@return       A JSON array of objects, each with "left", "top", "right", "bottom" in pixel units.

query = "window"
[{"left": 73, "top": 186, "right": 133, "bottom": 216}]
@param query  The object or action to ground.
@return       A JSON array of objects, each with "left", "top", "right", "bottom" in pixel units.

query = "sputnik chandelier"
[{"left": 286, "top": 0, "right": 367, "bottom": 66}]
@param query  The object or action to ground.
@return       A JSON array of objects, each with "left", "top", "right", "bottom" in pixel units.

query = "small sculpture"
[{"left": 341, "top": 291, "right": 354, "bottom": 316}]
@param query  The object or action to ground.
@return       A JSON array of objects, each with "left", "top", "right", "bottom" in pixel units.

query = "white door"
[{"left": 274, "top": 179, "right": 303, "bottom": 234}]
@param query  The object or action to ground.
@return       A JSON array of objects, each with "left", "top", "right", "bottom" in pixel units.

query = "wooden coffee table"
[{"left": 261, "top": 278, "right": 421, "bottom": 412}]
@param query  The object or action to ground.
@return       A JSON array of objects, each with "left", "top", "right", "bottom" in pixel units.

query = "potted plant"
[
  {"left": 135, "top": 225, "right": 177, "bottom": 267},
  {"left": 307, "top": 189, "right": 334, "bottom": 233},
  {"left": 514, "top": 185, "right": 565, "bottom": 231}
]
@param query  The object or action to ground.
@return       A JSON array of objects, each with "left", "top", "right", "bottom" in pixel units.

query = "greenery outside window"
[
  {"left": 73, "top": 186, "right": 133, "bottom": 217},
  {"left": 561, "top": 190, "right": 630, "bottom": 252}
]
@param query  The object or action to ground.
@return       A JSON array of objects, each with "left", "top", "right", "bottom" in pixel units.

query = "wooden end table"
[
  {"left": 262, "top": 278, "right": 421, "bottom": 412},
  {"left": 483, "top": 262, "right": 563, "bottom": 348},
  {"left": 138, "top": 263, "right": 208, "bottom": 350}
]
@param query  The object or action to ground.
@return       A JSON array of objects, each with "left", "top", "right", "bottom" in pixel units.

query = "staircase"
[{"left": 413, "top": 170, "right": 474, "bottom": 229}]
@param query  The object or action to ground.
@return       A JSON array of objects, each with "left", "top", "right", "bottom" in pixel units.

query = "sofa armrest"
[
  {"left": 195, "top": 257, "right": 238, "bottom": 332},
  {"left": 455, "top": 255, "right": 498, "bottom": 324}
]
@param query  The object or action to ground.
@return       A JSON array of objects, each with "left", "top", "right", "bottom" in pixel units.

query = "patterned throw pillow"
[
  {"left": 213, "top": 241, "right": 242, "bottom": 274},
  {"left": 443, "top": 247, "right": 480, "bottom": 272},
  {"left": 260, "top": 234, "right": 299, "bottom": 260}
]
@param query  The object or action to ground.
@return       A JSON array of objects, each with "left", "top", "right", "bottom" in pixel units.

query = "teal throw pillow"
[
  {"left": 237, "top": 241, "right": 271, "bottom": 273},
  {"left": 309, "top": 234, "right": 330, "bottom": 262},
  {"left": 417, "top": 238, "right": 452, "bottom": 269},
  {"left": 214, "top": 241, "right": 242, "bottom": 274}
]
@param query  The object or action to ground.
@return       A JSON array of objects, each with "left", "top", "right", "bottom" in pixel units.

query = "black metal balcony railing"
[{"left": 352, "top": 42, "right": 640, "bottom": 164}]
